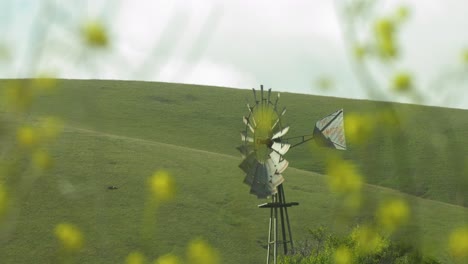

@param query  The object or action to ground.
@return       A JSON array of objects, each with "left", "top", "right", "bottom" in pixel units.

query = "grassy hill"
[{"left": 0, "top": 79, "right": 467, "bottom": 263}]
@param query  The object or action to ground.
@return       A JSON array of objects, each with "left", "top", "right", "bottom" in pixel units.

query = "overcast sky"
[{"left": 1, "top": 0, "right": 467, "bottom": 109}]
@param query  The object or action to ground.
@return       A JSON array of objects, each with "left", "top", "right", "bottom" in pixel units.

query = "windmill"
[{"left": 237, "top": 85, "right": 346, "bottom": 264}]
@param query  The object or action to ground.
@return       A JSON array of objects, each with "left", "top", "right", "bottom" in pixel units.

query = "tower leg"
[
  {"left": 279, "top": 185, "right": 295, "bottom": 254},
  {"left": 260, "top": 185, "right": 298, "bottom": 264},
  {"left": 273, "top": 194, "right": 278, "bottom": 264},
  {"left": 266, "top": 204, "right": 273, "bottom": 264},
  {"left": 277, "top": 186, "right": 288, "bottom": 254}
]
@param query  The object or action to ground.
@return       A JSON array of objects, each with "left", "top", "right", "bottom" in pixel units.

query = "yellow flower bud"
[
  {"left": 376, "top": 199, "right": 409, "bottom": 233},
  {"left": 154, "top": 254, "right": 182, "bottom": 264},
  {"left": 375, "top": 18, "right": 394, "bottom": 38},
  {"left": 462, "top": 48, "right": 468, "bottom": 65},
  {"left": 351, "top": 225, "right": 387, "bottom": 255},
  {"left": 33, "top": 149, "right": 54, "bottom": 170},
  {"left": 448, "top": 226, "right": 468, "bottom": 259},
  {"left": 395, "top": 6, "right": 409, "bottom": 22},
  {"left": 392, "top": 72, "right": 412, "bottom": 92},
  {"left": 38, "top": 117, "right": 63, "bottom": 140},
  {"left": 126, "top": 251, "right": 146, "bottom": 264},
  {"left": 32, "top": 74, "right": 57, "bottom": 93},
  {"left": 326, "top": 157, "right": 363, "bottom": 196},
  {"left": 187, "top": 238, "right": 220, "bottom": 264},
  {"left": 148, "top": 170, "right": 176, "bottom": 201},
  {"left": 344, "top": 113, "right": 374, "bottom": 145},
  {"left": 54, "top": 223, "right": 84, "bottom": 251},
  {"left": 0, "top": 184, "right": 7, "bottom": 218},
  {"left": 374, "top": 18, "right": 398, "bottom": 58},
  {"left": 353, "top": 44, "right": 366, "bottom": 60},
  {"left": 82, "top": 21, "right": 108, "bottom": 48},
  {"left": 17, "top": 126, "right": 38, "bottom": 147},
  {"left": 334, "top": 246, "right": 353, "bottom": 264},
  {"left": 4, "top": 82, "right": 33, "bottom": 111}
]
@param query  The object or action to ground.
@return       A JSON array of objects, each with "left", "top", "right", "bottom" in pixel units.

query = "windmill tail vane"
[{"left": 283, "top": 109, "right": 347, "bottom": 149}]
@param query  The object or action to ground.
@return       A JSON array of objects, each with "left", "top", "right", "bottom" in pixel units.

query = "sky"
[{"left": 1, "top": 0, "right": 468, "bottom": 109}]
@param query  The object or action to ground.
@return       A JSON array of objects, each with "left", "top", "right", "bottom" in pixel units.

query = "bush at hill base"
[{"left": 278, "top": 226, "right": 441, "bottom": 264}]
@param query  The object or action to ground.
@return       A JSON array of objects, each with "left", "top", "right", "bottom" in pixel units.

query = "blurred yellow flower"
[
  {"left": 17, "top": 126, "right": 38, "bottom": 147},
  {"left": 448, "top": 226, "right": 468, "bottom": 259},
  {"left": 316, "top": 76, "right": 334, "bottom": 90},
  {"left": 375, "top": 109, "right": 400, "bottom": 130},
  {"left": 344, "top": 113, "right": 374, "bottom": 145},
  {"left": 462, "top": 48, "right": 468, "bottom": 65},
  {"left": 253, "top": 104, "right": 275, "bottom": 162},
  {"left": 148, "top": 170, "right": 176, "bottom": 202},
  {"left": 375, "top": 18, "right": 394, "bottom": 37},
  {"left": 351, "top": 225, "right": 387, "bottom": 255},
  {"left": 33, "top": 149, "right": 54, "bottom": 170},
  {"left": 37, "top": 116, "right": 63, "bottom": 140},
  {"left": 326, "top": 157, "right": 362, "bottom": 196},
  {"left": 374, "top": 18, "right": 397, "bottom": 58},
  {"left": 126, "top": 251, "right": 146, "bottom": 264},
  {"left": 376, "top": 199, "right": 409, "bottom": 233},
  {"left": 4, "top": 82, "right": 33, "bottom": 111},
  {"left": 54, "top": 223, "right": 84, "bottom": 251},
  {"left": 154, "top": 254, "right": 182, "bottom": 264},
  {"left": 0, "top": 183, "right": 7, "bottom": 218},
  {"left": 395, "top": 6, "right": 409, "bottom": 22},
  {"left": 82, "top": 21, "right": 108, "bottom": 47},
  {"left": 334, "top": 246, "right": 353, "bottom": 264},
  {"left": 353, "top": 44, "right": 366, "bottom": 60},
  {"left": 187, "top": 238, "right": 220, "bottom": 264},
  {"left": 32, "top": 74, "right": 58, "bottom": 93},
  {"left": 392, "top": 72, "right": 412, "bottom": 92}
]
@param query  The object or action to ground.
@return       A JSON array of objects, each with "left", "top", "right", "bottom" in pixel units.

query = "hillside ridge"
[{"left": 64, "top": 124, "right": 468, "bottom": 212}]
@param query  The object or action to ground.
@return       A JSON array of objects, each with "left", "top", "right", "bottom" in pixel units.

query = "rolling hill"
[{"left": 0, "top": 79, "right": 467, "bottom": 263}]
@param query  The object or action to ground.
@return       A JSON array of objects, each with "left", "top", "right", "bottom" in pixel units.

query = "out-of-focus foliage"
[
  {"left": 0, "top": 184, "right": 7, "bottom": 219},
  {"left": 278, "top": 226, "right": 441, "bottom": 264},
  {"left": 448, "top": 226, "right": 468, "bottom": 261},
  {"left": 154, "top": 253, "right": 182, "bottom": 264},
  {"left": 326, "top": 156, "right": 362, "bottom": 196},
  {"left": 376, "top": 199, "right": 409, "bottom": 234},
  {"left": 374, "top": 18, "right": 397, "bottom": 59},
  {"left": 82, "top": 21, "right": 109, "bottom": 48},
  {"left": 187, "top": 238, "right": 221, "bottom": 264},
  {"left": 392, "top": 72, "right": 413, "bottom": 92},
  {"left": 343, "top": 113, "right": 375, "bottom": 145},
  {"left": 126, "top": 251, "right": 146, "bottom": 264},
  {"left": 148, "top": 170, "right": 176, "bottom": 202},
  {"left": 54, "top": 223, "right": 84, "bottom": 252},
  {"left": 463, "top": 48, "right": 468, "bottom": 65}
]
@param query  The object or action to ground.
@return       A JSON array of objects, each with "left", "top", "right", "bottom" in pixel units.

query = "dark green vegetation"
[
  {"left": 0, "top": 79, "right": 467, "bottom": 263},
  {"left": 279, "top": 226, "right": 441, "bottom": 264}
]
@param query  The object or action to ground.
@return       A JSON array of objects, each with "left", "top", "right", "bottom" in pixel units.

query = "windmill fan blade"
[
  {"left": 239, "top": 153, "right": 256, "bottom": 173},
  {"left": 243, "top": 116, "right": 255, "bottom": 133},
  {"left": 266, "top": 158, "right": 285, "bottom": 186},
  {"left": 240, "top": 131, "right": 254, "bottom": 142},
  {"left": 314, "top": 109, "right": 347, "bottom": 150},
  {"left": 272, "top": 126, "right": 289, "bottom": 139},
  {"left": 242, "top": 158, "right": 284, "bottom": 198},
  {"left": 238, "top": 86, "right": 299, "bottom": 199},
  {"left": 271, "top": 142, "right": 291, "bottom": 155},
  {"left": 237, "top": 145, "right": 254, "bottom": 157},
  {"left": 269, "top": 151, "right": 289, "bottom": 174}
]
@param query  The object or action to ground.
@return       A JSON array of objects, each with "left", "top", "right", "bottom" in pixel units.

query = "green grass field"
[{"left": 0, "top": 79, "right": 467, "bottom": 263}]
